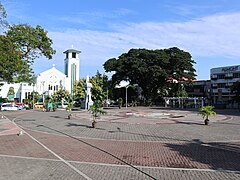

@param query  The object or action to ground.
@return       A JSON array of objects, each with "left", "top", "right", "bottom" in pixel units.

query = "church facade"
[{"left": 0, "top": 48, "right": 81, "bottom": 103}]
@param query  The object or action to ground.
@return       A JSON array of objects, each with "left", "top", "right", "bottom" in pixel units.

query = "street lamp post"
[
  {"left": 115, "top": 81, "right": 129, "bottom": 109},
  {"left": 116, "top": 81, "right": 138, "bottom": 109},
  {"left": 125, "top": 86, "right": 128, "bottom": 108}
]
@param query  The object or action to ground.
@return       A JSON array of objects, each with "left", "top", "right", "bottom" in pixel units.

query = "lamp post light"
[
  {"left": 116, "top": 81, "right": 138, "bottom": 109},
  {"left": 125, "top": 86, "right": 128, "bottom": 108},
  {"left": 115, "top": 80, "right": 129, "bottom": 108}
]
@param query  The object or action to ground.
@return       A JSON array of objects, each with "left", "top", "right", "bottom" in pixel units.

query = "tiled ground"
[{"left": 0, "top": 108, "right": 239, "bottom": 179}]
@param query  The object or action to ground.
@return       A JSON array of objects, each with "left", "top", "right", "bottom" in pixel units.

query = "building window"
[
  {"left": 218, "top": 83, "right": 225, "bottom": 88},
  {"left": 72, "top": 52, "right": 76, "bottom": 58},
  {"left": 71, "top": 63, "right": 76, "bottom": 93},
  {"left": 49, "top": 85, "right": 53, "bottom": 90},
  {"left": 66, "top": 53, "right": 68, "bottom": 59},
  {"left": 217, "top": 74, "right": 225, "bottom": 79},
  {"left": 65, "top": 62, "right": 68, "bottom": 77},
  {"left": 233, "top": 73, "right": 240, "bottom": 78}
]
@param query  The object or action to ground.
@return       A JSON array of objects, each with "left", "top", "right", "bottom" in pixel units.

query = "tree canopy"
[
  {"left": 5, "top": 24, "right": 56, "bottom": 63},
  {"left": 73, "top": 78, "right": 86, "bottom": 100},
  {"left": 0, "top": 2, "right": 8, "bottom": 28},
  {"left": 0, "top": 3, "right": 56, "bottom": 83},
  {"left": 90, "top": 71, "right": 107, "bottom": 102},
  {"left": 103, "top": 47, "right": 196, "bottom": 101},
  {"left": 73, "top": 72, "right": 108, "bottom": 103}
]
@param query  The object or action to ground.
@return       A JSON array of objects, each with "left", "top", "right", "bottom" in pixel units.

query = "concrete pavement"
[{"left": 0, "top": 107, "right": 239, "bottom": 179}]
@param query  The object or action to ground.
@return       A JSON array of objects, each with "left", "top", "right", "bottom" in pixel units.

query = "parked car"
[
  {"left": 34, "top": 102, "right": 44, "bottom": 109},
  {"left": 16, "top": 103, "right": 24, "bottom": 110},
  {"left": 1, "top": 103, "right": 18, "bottom": 111}
]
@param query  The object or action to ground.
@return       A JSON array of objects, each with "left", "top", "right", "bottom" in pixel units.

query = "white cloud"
[{"left": 33, "top": 12, "right": 240, "bottom": 77}]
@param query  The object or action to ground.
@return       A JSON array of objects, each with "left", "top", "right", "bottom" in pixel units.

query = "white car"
[{"left": 1, "top": 103, "right": 18, "bottom": 111}]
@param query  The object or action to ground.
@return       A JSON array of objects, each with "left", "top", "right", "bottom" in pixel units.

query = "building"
[
  {"left": 0, "top": 48, "right": 81, "bottom": 103},
  {"left": 211, "top": 65, "right": 240, "bottom": 108},
  {"left": 187, "top": 80, "right": 211, "bottom": 98}
]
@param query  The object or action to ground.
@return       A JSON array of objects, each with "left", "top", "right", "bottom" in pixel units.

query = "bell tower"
[{"left": 63, "top": 48, "right": 81, "bottom": 93}]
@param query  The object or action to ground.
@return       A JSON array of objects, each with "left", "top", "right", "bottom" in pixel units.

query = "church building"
[{"left": 0, "top": 48, "right": 81, "bottom": 103}]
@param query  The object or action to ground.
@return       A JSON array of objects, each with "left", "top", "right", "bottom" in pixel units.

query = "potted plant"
[
  {"left": 199, "top": 106, "right": 216, "bottom": 125},
  {"left": 118, "top": 98, "right": 123, "bottom": 109},
  {"left": 89, "top": 103, "right": 106, "bottom": 128},
  {"left": 51, "top": 96, "right": 57, "bottom": 112},
  {"left": 66, "top": 103, "right": 73, "bottom": 119},
  {"left": 66, "top": 95, "right": 74, "bottom": 119}
]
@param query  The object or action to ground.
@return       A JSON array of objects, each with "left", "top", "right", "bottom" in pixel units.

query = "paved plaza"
[{"left": 0, "top": 107, "right": 240, "bottom": 179}]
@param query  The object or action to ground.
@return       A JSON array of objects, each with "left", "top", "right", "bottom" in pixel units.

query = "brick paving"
[
  {"left": 0, "top": 133, "right": 56, "bottom": 159},
  {"left": 0, "top": 115, "right": 22, "bottom": 136},
  {"left": 0, "top": 107, "right": 240, "bottom": 179},
  {"left": 0, "top": 156, "right": 83, "bottom": 180}
]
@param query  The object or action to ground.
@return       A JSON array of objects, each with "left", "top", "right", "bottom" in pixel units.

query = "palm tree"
[
  {"left": 89, "top": 103, "right": 106, "bottom": 128},
  {"left": 199, "top": 106, "right": 216, "bottom": 125}
]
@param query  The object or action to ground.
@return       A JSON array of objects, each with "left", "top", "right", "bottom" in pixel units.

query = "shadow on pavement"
[
  {"left": 66, "top": 122, "right": 92, "bottom": 128},
  {"left": 49, "top": 116, "right": 62, "bottom": 119},
  {"left": 34, "top": 123, "right": 157, "bottom": 180},
  {"left": 166, "top": 139, "right": 240, "bottom": 171},
  {"left": 150, "top": 107, "right": 240, "bottom": 116}
]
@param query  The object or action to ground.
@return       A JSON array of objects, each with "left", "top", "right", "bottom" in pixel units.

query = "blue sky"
[{"left": 1, "top": 0, "right": 240, "bottom": 80}]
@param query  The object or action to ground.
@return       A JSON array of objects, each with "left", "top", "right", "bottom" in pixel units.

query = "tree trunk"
[
  {"left": 204, "top": 119, "right": 209, "bottom": 125},
  {"left": 92, "top": 121, "right": 96, "bottom": 128}
]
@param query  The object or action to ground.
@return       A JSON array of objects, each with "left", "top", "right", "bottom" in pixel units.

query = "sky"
[{"left": 1, "top": 0, "right": 240, "bottom": 80}]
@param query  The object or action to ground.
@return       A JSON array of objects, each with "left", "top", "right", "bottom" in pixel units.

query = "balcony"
[
  {"left": 225, "top": 83, "right": 233, "bottom": 88},
  {"left": 225, "top": 73, "right": 233, "bottom": 79},
  {"left": 212, "top": 83, "right": 217, "bottom": 87},
  {"left": 211, "top": 75, "right": 217, "bottom": 80}
]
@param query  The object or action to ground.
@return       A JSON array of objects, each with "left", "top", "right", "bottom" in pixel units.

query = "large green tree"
[
  {"left": 104, "top": 47, "right": 196, "bottom": 102},
  {"left": 0, "top": 2, "right": 8, "bottom": 28},
  {"left": 90, "top": 71, "right": 106, "bottom": 102},
  {"left": 73, "top": 72, "right": 109, "bottom": 104},
  {"left": 0, "top": 3, "right": 56, "bottom": 83},
  {"left": 0, "top": 24, "right": 56, "bottom": 82},
  {"left": 5, "top": 24, "right": 56, "bottom": 63},
  {"left": 0, "top": 35, "right": 23, "bottom": 82},
  {"left": 53, "top": 87, "right": 69, "bottom": 102},
  {"left": 73, "top": 78, "right": 85, "bottom": 100}
]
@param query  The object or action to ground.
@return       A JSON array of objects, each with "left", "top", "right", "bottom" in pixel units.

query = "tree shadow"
[
  {"left": 50, "top": 116, "right": 61, "bottom": 118},
  {"left": 216, "top": 122, "right": 240, "bottom": 126},
  {"left": 33, "top": 123, "right": 157, "bottom": 179},
  {"left": 66, "top": 122, "right": 92, "bottom": 128},
  {"left": 150, "top": 107, "right": 240, "bottom": 117},
  {"left": 104, "top": 126, "right": 192, "bottom": 142},
  {"left": 166, "top": 139, "right": 240, "bottom": 171},
  {"left": 170, "top": 119, "right": 203, "bottom": 126},
  {"left": 21, "top": 119, "right": 36, "bottom": 121}
]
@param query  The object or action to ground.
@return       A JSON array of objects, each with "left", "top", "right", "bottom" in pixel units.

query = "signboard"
[{"left": 222, "top": 66, "right": 239, "bottom": 72}]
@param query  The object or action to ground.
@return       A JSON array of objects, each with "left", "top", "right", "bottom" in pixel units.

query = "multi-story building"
[
  {"left": 210, "top": 65, "right": 240, "bottom": 108},
  {"left": 187, "top": 80, "right": 211, "bottom": 98}
]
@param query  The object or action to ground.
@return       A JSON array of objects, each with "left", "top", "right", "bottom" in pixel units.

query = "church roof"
[
  {"left": 38, "top": 64, "right": 66, "bottom": 78},
  {"left": 63, "top": 49, "right": 81, "bottom": 54}
]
